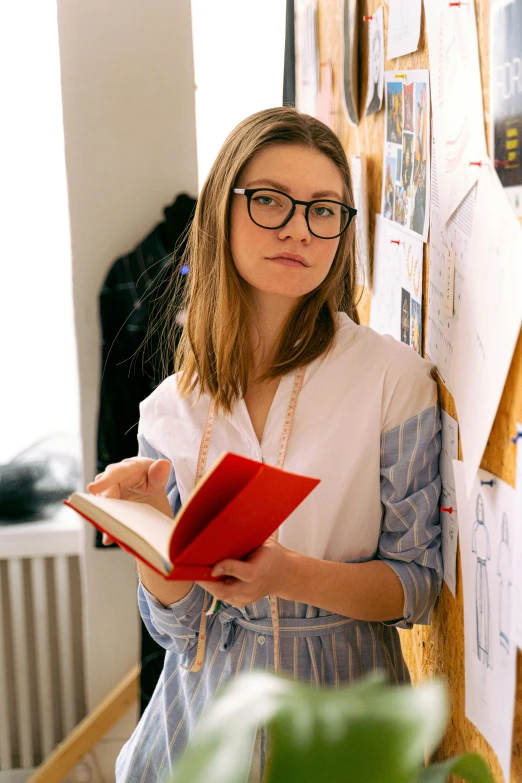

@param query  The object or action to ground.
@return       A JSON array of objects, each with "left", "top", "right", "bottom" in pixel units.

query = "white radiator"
[{"left": 0, "top": 508, "right": 86, "bottom": 783}]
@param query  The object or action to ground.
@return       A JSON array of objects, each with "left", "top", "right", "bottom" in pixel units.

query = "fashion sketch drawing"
[
  {"left": 472, "top": 495, "right": 491, "bottom": 666},
  {"left": 497, "top": 513, "right": 512, "bottom": 652}
]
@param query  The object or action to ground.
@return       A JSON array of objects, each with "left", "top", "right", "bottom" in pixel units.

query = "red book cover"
[{"left": 64, "top": 452, "right": 320, "bottom": 580}]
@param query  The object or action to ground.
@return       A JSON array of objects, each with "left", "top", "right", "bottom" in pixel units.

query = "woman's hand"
[
  {"left": 197, "top": 537, "right": 296, "bottom": 607},
  {"left": 87, "top": 457, "right": 174, "bottom": 545}
]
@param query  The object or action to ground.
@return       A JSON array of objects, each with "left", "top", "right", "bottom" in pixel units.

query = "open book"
[{"left": 64, "top": 452, "right": 320, "bottom": 580}]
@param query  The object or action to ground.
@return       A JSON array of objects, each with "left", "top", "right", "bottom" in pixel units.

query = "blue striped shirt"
[{"left": 116, "top": 404, "right": 442, "bottom": 783}]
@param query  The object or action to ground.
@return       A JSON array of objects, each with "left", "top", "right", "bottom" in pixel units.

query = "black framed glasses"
[{"left": 232, "top": 188, "right": 357, "bottom": 239}]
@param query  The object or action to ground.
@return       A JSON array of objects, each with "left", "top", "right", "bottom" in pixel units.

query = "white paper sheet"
[
  {"left": 382, "top": 70, "right": 431, "bottom": 242},
  {"left": 387, "top": 0, "right": 422, "bottom": 60},
  {"left": 424, "top": 0, "right": 486, "bottom": 223},
  {"left": 365, "top": 6, "right": 384, "bottom": 116},
  {"left": 341, "top": 0, "right": 359, "bottom": 126},
  {"left": 453, "top": 461, "right": 517, "bottom": 783},
  {"left": 316, "top": 61, "right": 334, "bottom": 129},
  {"left": 350, "top": 154, "right": 370, "bottom": 287},
  {"left": 295, "top": 0, "right": 319, "bottom": 116},
  {"left": 426, "top": 133, "right": 477, "bottom": 389},
  {"left": 450, "top": 164, "right": 522, "bottom": 492},
  {"left": 515, "top": 424, "right": 522, "bottom": 649},
  {"left": 370, "top": 215, "right": 423, "bottom": 353},
  {"left": 440, "top": 411, "right": 459, "bottom": 596}
]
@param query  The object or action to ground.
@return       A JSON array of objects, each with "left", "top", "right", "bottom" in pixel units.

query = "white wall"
[
  {"left": 0, "top": 3, "right": 80, "bottom": 465},
  {"left": 56, "top": 0, "right": 198, "bottom": 779},
  {"left": 191, "top": 0, "right": 287, "bottom": 190}
]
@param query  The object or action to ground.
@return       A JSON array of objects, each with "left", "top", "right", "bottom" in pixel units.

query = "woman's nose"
[{"left": 277, "top": 205, "right": 311, "bottom": 241}]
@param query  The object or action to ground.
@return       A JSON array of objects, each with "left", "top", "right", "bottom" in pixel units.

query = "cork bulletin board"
[{"left": 309, "top": 1, "right": 522, "bottom": 780}]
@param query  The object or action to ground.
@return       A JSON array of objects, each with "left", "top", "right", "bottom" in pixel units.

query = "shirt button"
[{"left": 257, "top": 635, "right": 266, "bottom": 645}]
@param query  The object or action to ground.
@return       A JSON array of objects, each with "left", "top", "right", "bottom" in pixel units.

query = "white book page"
[{"left": 71, "top": 492, "right": 173, "bottom": 569}]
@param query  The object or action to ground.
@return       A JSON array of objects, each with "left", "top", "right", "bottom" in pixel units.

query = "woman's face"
[{"left": 229, "top": 144, "right": 345, "bottom": 304}]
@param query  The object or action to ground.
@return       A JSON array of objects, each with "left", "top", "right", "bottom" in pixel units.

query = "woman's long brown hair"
[{"left": 151, "top": 106, "right": 361, "bottom": 414}]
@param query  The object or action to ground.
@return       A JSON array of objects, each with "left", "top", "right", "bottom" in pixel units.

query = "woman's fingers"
[
  {"left": 102, "top": 533, "right": 116, "bottom": 546},
  {"left": 146, "top": 459, "right": 172, "bottom": 492},
  {"left": 87, "top": 458, "right": 171, "bottom": 496}
]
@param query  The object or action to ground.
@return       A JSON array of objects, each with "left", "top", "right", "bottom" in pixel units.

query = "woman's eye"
[
  {"left": 254, "top": 196, "right": 276, "bottom": 206},
  {"left": 312, "top": 205, "right": 335, "bottom": 217}
]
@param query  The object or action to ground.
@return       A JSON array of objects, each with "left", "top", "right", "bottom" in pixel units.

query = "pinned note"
[{"left": 443, "top": 247, "right": 456, "bottom": 317}]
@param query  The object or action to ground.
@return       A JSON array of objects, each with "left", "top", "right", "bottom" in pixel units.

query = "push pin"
[
  {"left": 440, "top": 506, "right": 453, "bottom": 514},
  {"left": 180, "top": 264, "right": 190, "bottom": 275},
  {"left": 449, "top": 1, "right": 468, "bottom": 6},
  {"left": 511, "top": 432, "right": 522, "bottom": 444},
  {"left": 390, "top": 239, "right": 401, "bottom": 245},
  {"left": 363, "top": 15, "right": 373, "bottom": 21},
  {"left": 395, "top": 73, "right": 406, "bottom": 79},
  {"left": 469, "top": 160, "right": 490, "bottom": 168},
  {"left": 480, "top": 479, "right": 494, "bottom": 487}
]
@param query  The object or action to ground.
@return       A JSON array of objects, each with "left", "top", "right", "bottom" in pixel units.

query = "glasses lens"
[
  {"left": 249, "top": 190, "right": 293, "bottom": 228},
  {"left": 308, "top": 202, "right": 351, "bottom": 238},
  {"left": 249, "top": 190, "right": 352, "bottom": 238}
]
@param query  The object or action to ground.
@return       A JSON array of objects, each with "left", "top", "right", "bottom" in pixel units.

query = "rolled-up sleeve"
[
  {"left": 378, "top": 405, "right": 442, "bottom": 629},
  {"left": 138, "top": 581, "right": 207, "bottom": 655}
]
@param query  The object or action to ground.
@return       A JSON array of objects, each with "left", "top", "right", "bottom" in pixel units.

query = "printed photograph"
[
  {"left": 383, "top": 156, "right": 397, "bottom": 220},
  {"left": 411, "top": 160, "right": 427, "bottom": 235},
  {"left": 396, "top": 148, "right": 403, "bottom": 182},
  {"left": 411, "top": 298, "right": 422, "bottom": 354},
  {"left": 402, "top": 132, "right": 414, "bottom": 191},
  {"left": 386, "top": 82, "right": 403, "bottom": 144},
  {"left": 394, "top": 185, "right": 407, "bottom": 225},
  {"left": 401, "top": 288, "right": 411, "bottom": 345},
  {"left": 414, "top": 82, "right": 428, "bottom": 180},
  {"left": 403, "top": 82, "right": 414, "bottom": 132}
]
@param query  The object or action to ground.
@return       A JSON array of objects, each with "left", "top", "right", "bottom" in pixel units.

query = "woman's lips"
[{"left": 268, "top": 256, "right": 307, "bottom": 268}]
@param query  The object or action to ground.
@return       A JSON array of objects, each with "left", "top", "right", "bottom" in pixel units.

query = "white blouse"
[{"left": 138, "top": 313, "right": 437, "bottom": 564}]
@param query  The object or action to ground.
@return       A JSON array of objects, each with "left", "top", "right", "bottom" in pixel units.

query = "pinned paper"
[
  {"left": 387, "top": 0, "right": 422, "bottom": 60},
  {"left": 350, "top": 154, "right": 370, "bottom": 286},
  {"left": 450, "top": 164, "right": 522, "bottom": 492},
  {"left": 382, "top": 70, "right": 431, "bottom": 242},
  {"left": 426, "top": 133, "right": 477, "bottom": 389},
  {"left": 365, "top": 7, "right": 384, "bottom": 116},
  {"left": 316, "top": 61, "right": 334, "bottom": 129},
  {"left": 453, "top": 461, "right": 517, "bottom": 783},
  {"left": 341, "top": 0, "right": 359, "bottom": 126},
  {"left": 424, "top": 0, "right": 486, "bottom": 223},
  {"left": 515, "top": 425, "right": 522, "bottom": 650},
  {"left": 443, "top": 247, "right": 456, "bottom": 318},
  {"left": 295, "top": 0, "right": 319, "bottom": 116},
  {"left": 440, "top": 411, "right": 459, "bottom": 596},
  {"left": 370, "top": 215, "right": 423, "bottom": 354}
]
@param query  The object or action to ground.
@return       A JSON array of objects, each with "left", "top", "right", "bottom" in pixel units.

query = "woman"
[{"left": 89, "top": 107, "right": 442, "bottom": 782}]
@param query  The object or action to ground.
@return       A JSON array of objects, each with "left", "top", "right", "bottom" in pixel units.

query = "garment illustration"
[
  {"left": 497, "top": 513, "right": 512, "bottom": 652},
  {"left": 472, "top": 495, "right": 491, "bottom": 665}
]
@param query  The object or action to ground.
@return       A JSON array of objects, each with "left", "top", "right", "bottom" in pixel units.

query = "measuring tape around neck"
[{"left": 181, "top": 366, "right": 306, "bottom": 674}]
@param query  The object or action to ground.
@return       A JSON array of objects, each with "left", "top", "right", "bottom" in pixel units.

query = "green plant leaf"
[
  {"left": 417, "top": 753, "right": 496, "bottom": 783},
  {"left": 266, "top": 674, "right": 448, "bottom": 783},
  {"left": 169, "top": 671, "right": 449, "bottom": 783}
]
